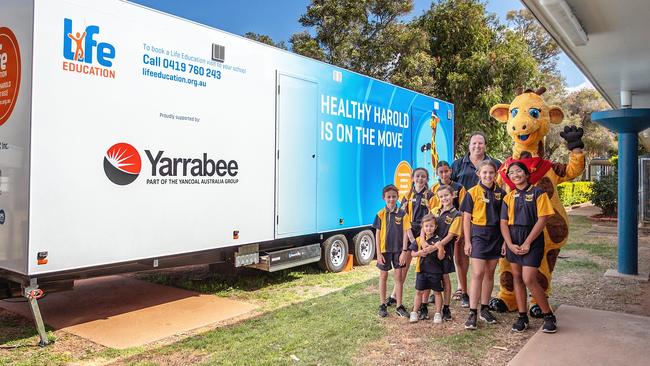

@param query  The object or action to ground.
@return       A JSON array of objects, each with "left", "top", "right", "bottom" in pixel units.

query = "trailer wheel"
[
  {"left": 318, "top": 235, "right": 349, "bottom": 272},
  {"left": 352, "top": 230, "right": 375, "bottom": 266}
]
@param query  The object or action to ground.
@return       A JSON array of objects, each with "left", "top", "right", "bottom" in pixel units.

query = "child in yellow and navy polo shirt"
[
  {"left": 459, "top": 160, "right": 506, "bottom": 330},
  {"left": 389, "top": 168, "right": 432, "bottom": 306},
  {"left": 500, "top": 161, "right": 557, "bottom": 334},
  {"left": 408, "top": 214, "right": 444, "bottom": 324},
  {"left": 429, "top": 161, "right": 466, "bottom": 210},
  {"left": 430, "top": 185, "right": 463, "bottom": 321},
  {"left": 429, "top": 160, "right": 469, "bottom": 307},
  {"left": 373, "top": 184, "right": 411, "bottom": 318}
]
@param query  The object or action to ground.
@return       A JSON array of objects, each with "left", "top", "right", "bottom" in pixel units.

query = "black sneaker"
[
  {"left": 442, "top": 306, "right": 452, "bottom": 321},
  {"left": 542, "top": 314, "right": 557, "bottom": 333},
  {"left": 428, "top": 294, "right": 436, "bottom": 304},
  {"left": 529, "top": 304, "right": 543, "bottom": 318},
  {"left": 479, "top": 308, "right": 498, "bottom": 324},
  {"left": 386, "top": 296, "right": 397, "bottom": 307},
  {"left": 489, "top": 297, "right": 509, "bottom": 313},
  {"left": 512, "top": 316, "right": 529, "bottom": 332},
  {"left": 465, "top": 312, "right": 477, "bottom": 330},
  {"left": 460, "top": 293, "right": 470, "bottom": 308},
  {"left": 419, "top": 303, "right": 429, "bottom": 320},
  {"left": 378, "top": 304, "right": 388, "bottom": 317},
  {"left": 396, "top": 305, "right": 409, "bottom": 318}
]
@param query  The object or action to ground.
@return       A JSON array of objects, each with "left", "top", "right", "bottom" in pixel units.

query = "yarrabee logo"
[
  {"left": 62, "top": 18, "right": 116, "bottom": 79},
  {"left": 104, "top": 143, "right": 141, "bottom": 185},
  {"left": 104, "top": 143, "right": 240, "bottom": 186},
  {"left": 0, "top": 27, "right": 21, "bottom": 127}
]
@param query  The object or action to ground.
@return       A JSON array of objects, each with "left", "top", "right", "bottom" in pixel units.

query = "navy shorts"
[
  {"left": 470, "top": 225, "right": 503, "bottom": 260},
  {"left": 442, "top": 257, "right": 456, "bottom": 274},
  {"left": 415, "top": 272, "right": 444, "bottom": 292},
  {"left": 441, "top": 243, "right": 455, "bottom": 274},
  {"left": 377, "top": 252, "right": 405, "bottom": 271},
  {"left": 506, "top": 226, "right": 545, "bottom": 267}
]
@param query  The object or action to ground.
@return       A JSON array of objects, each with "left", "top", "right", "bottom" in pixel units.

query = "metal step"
[{"left": 248, "top": 243, "right": 321, "bottom": 272}]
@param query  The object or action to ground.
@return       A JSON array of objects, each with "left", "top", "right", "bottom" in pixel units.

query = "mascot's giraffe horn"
[
  {"left": 515, "top": 86, "right": 524, "bottom": 95},
  {"left": 535, "top": 87, "right": 547, "bottom": 95}
]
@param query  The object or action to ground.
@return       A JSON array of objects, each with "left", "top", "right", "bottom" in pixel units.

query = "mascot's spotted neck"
[{"left": 490, "top": 87, "right": 563, "bottom": 159}]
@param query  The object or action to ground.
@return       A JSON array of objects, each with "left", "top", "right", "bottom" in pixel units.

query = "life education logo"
[
  {"left": 62, "top": 18, "right": 116, "bottom": 79},
  {"left": 104, "top": 143, "right": 141, "bottom": 185},
  {"left": 0, "top": 27, "right": 21, "bottom": 126}
]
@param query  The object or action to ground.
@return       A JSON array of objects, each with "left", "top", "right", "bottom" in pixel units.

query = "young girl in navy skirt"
[
  {"left": 460, "top": 160, "right": 506, "bottom": 330},
  {"left": 500, "top": 161, "right": 558, "bottom": 333}
]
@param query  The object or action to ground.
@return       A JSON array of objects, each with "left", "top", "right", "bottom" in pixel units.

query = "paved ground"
[
  {"left": 0, "top": 275, "right": 257, "bottom": 349},
  {"left": 566, "top": 202, "right": 602, "bottom": 217},
  {"left": 510, "top": 203, "right": 650, "bottom": 366},
  {"left": 508, "top": 305, "right": 650, "bottom": 366}
]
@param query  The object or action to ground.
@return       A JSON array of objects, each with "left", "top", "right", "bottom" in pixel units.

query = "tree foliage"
[
  {"left": 290, "top": 0, "right": 435, "bottom": 93},
  {"left": 506, "top": 9, "right": 560, "bottom": 75},
  {"left": 244, "top": 32, "right": 288, "bottom": 50},
  {"left": 545, "top": 89, "right": 615, "bottom": 161},
  {"left": 418, "top": 0, "right": 537, "bottom": 158},
  {"left": 590, "top": 156, "right": 618, "bottom": 216}
]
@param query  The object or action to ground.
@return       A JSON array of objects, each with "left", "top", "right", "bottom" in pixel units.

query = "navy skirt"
[
  {"left": 470, "top": 225, "right": 503, "bottom": 260},
  {"left": 506, "top": 225, "right": 545, "bottom": 267}
]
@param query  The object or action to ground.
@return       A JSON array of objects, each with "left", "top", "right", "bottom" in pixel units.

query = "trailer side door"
[{"left": 275, "top": 73, "right": 318, "bottom": 237}]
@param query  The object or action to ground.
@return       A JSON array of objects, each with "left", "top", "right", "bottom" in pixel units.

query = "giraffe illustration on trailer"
[{"left": 429, "top": 112, "right": 440, "bottom": 170}]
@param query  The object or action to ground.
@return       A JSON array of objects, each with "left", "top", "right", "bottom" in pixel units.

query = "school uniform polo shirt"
[
  {"left": 431, "top": 206, "right": 462, "bottom": 239},
  {"left": 459, "top": 182, "right": 506, "bottom": 226},
  {"left": 429, "top": 181, "right": 467, "bottom": 210},
  {"left": 409, "top": 235, "right": 443, "bottom": 274},
  {"left": 373, "top": 207, "right": 411, "bottom": 253},
  {"left": 431, "top": 205, "right": 462, "bottom": 262},
  {"left": 501, "top": 185, "right": 554, "bottom": 226},
  {"left": 451, "top": 154, "right": 502, "bottom": 190},
  {"left": 405, "top": 187, "right": 434, "bottom": 227}
]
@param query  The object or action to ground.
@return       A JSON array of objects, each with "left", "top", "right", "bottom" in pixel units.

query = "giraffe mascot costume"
[{"left": 488, "top": 87, "right": 585, "bottom": 317}]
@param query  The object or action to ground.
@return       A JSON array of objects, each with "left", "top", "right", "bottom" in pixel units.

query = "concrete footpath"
[
  {"left": 566, "top": 203, "right": 602, "bottom": 217},
  {"left": 508, "top": 305, "right": 650, "bottom": 366}
]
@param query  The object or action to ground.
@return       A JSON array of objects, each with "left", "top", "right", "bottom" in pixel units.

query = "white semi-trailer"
[{"left": 0, "top": 0, "right": 454, "bottom": 345}]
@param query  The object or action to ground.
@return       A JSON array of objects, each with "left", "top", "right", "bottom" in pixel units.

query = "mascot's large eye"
[
  {"left": 528, "top": 108, "right": 541, "bottom": 119},
  {"left": 511, "top": 108, "right": 519, "bottom": 118}
]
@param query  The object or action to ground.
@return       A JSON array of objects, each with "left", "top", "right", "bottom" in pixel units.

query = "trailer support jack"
[{"left": 24, "top": 279, "right": 50, "bottom": 347}]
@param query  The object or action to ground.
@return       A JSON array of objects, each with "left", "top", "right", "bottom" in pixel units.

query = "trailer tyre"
[
  {"left": 318, "top": 235, "right": 349, "bottom": 272},
  {"left": 352, "top": 230, "right": 375, "bottom": 266}
]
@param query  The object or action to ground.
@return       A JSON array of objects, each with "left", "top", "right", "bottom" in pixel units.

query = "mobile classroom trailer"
[{"left": 0, "top": 0, "right": 454, "bottom": 344}]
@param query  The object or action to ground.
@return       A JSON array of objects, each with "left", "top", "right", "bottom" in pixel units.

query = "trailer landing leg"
[{"left": 24, "top": 280, "right": 50, "bottom": 347}]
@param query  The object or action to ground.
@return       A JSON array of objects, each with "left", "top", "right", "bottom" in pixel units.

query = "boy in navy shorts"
[{"left": 373, "top": 184, "right": 411, "bottom": 318}]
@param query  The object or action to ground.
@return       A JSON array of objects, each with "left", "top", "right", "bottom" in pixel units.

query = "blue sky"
[{"left": 130, "top": 0, "right": 587, "bottom": 89}]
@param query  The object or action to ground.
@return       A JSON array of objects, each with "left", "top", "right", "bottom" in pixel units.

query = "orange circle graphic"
[
  {"left": 394, "top": 161, "right": 413, "bottom": 200},
  {"left": 0, "top": 27, "right": 21, "bottom": 127}
]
